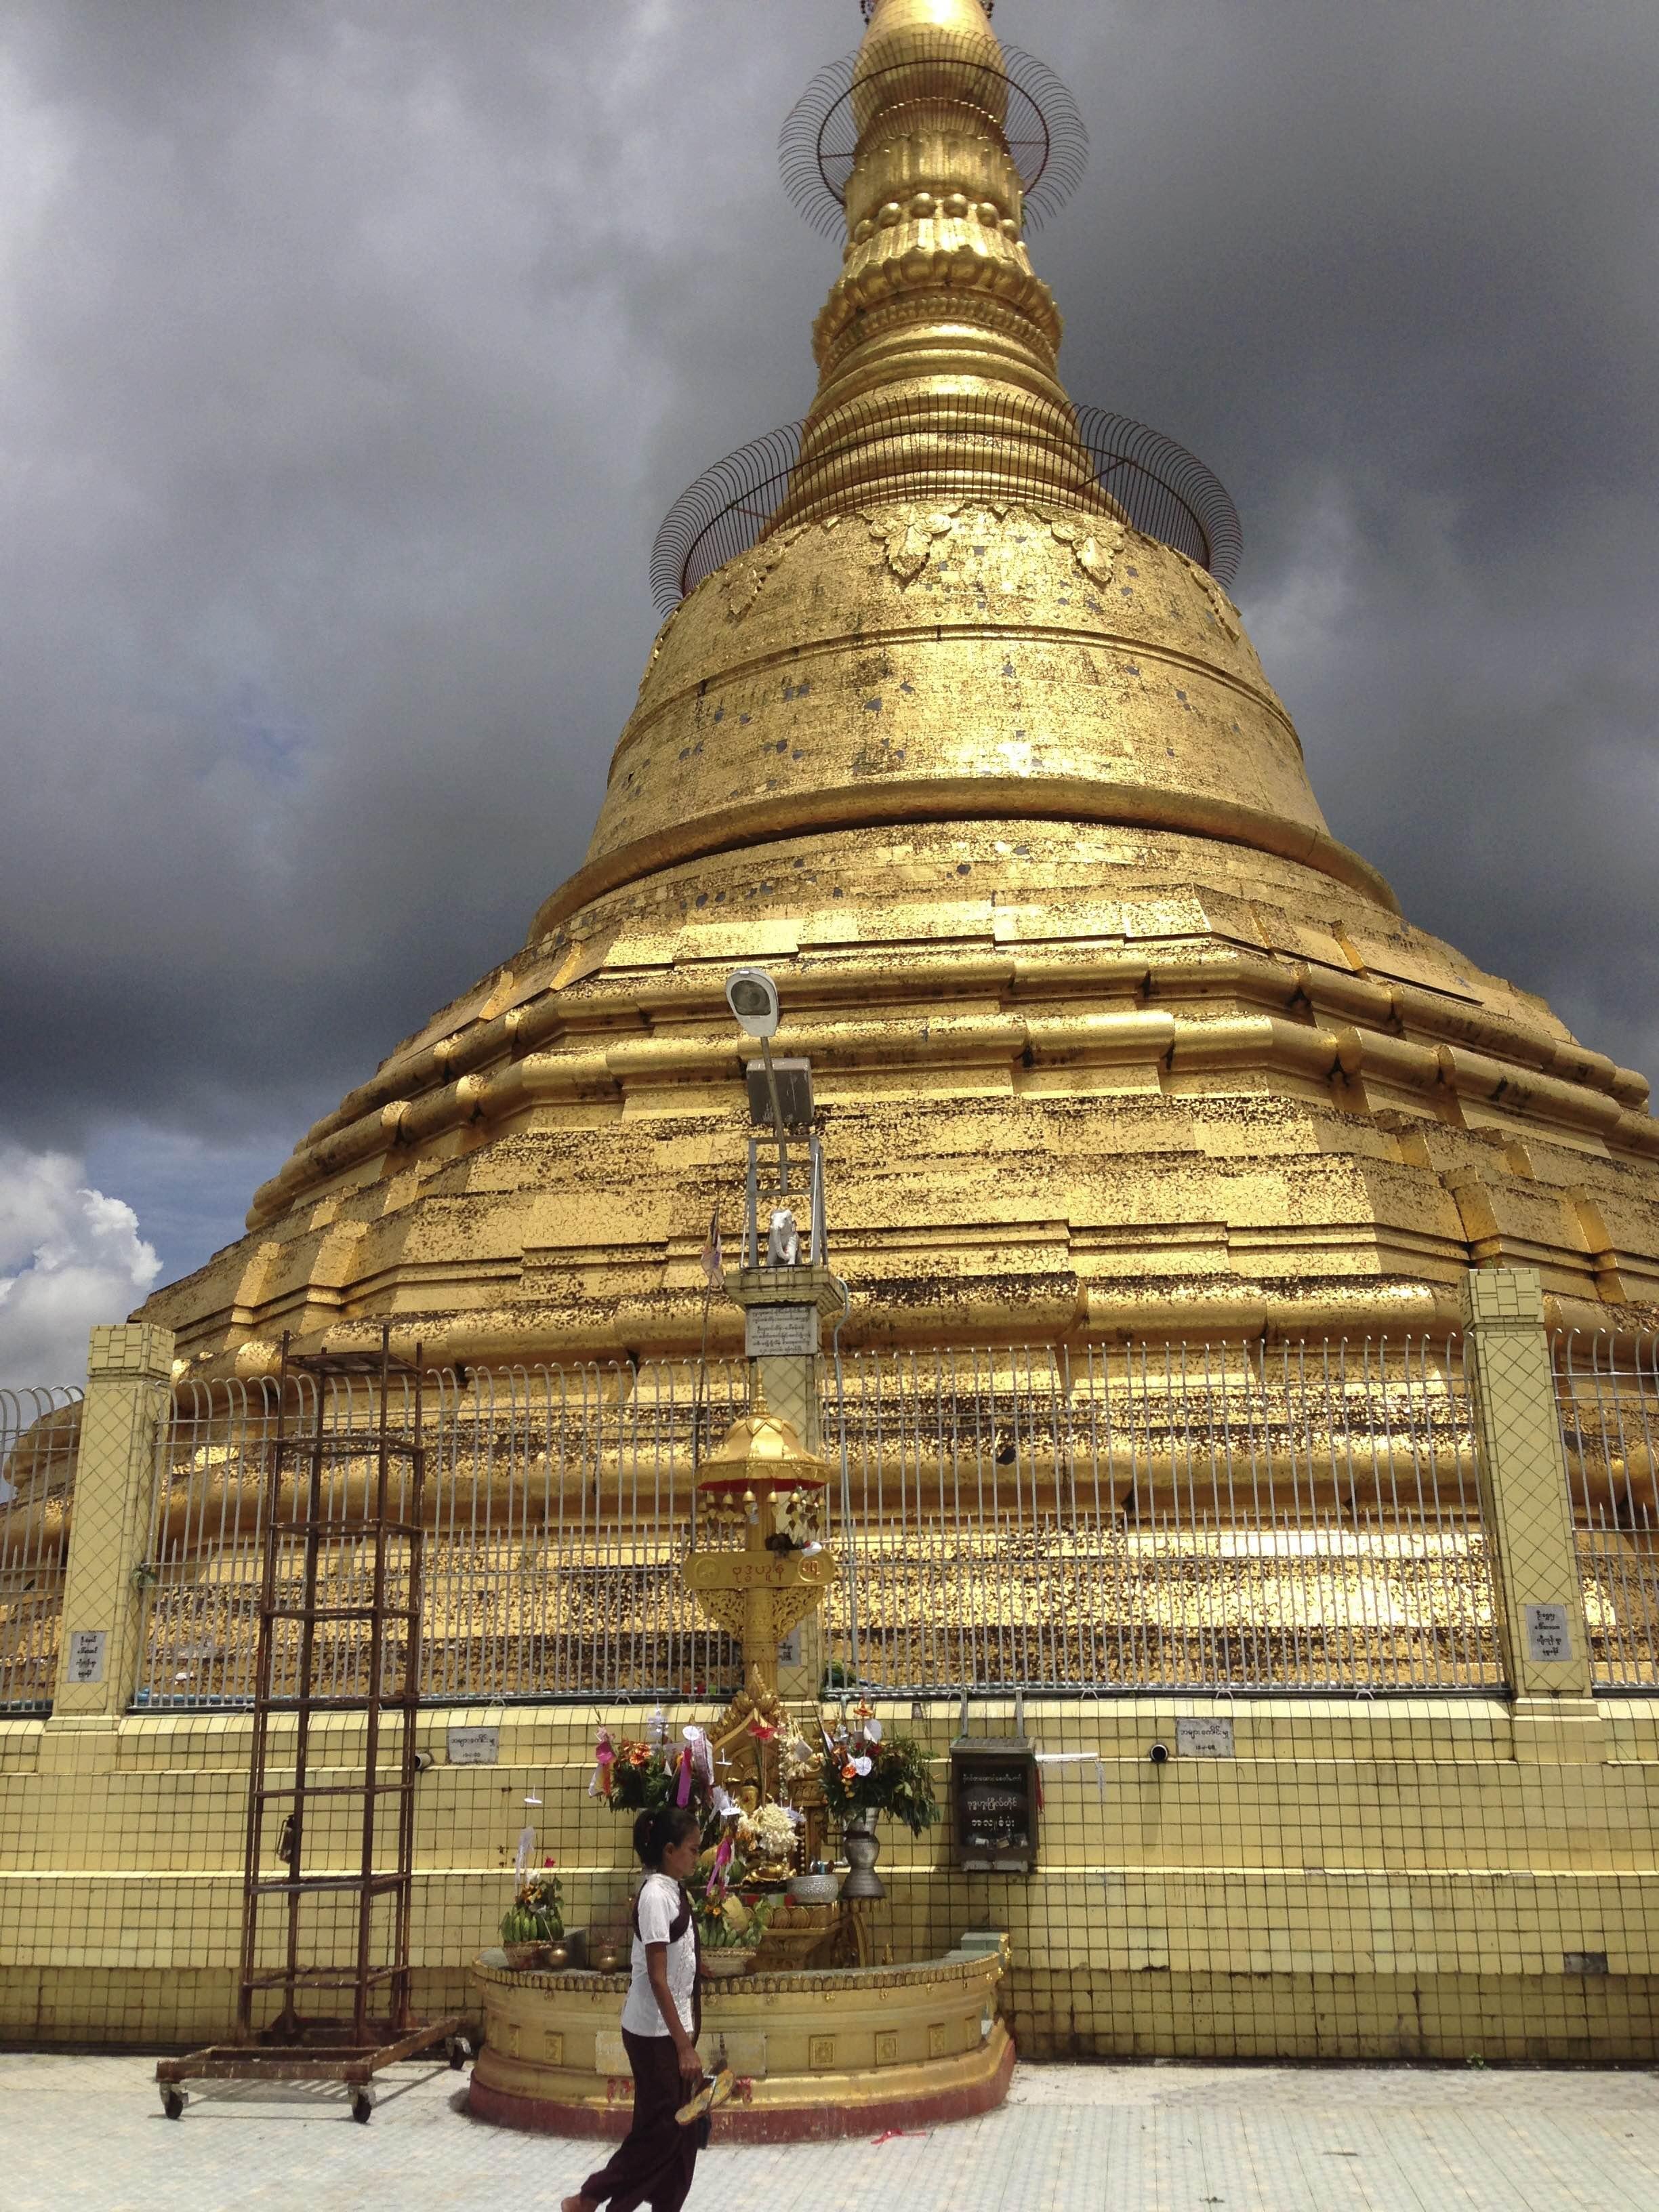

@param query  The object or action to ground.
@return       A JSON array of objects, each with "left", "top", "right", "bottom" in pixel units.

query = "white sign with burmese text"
[
  {"left": 744, "top": 1305, "right": 818, "bottom": 1358},
  {"left": 1525, "top": 1603, "right": 1573, "bottom": 1664},
  {"left": 1176, "top": 1716, "right": 1235, "bottom": 1759},
  {"left": 447, "top": 1725, "right": 500, "bottom": 1766}
]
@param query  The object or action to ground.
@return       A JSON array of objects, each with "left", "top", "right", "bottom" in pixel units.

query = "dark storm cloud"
[
  {"left": 1028, "top": 0, "right": 1659, "bottom": 1071},
  {"left": 1, "top": 0, "right": 1656, "bottom": 1272}
]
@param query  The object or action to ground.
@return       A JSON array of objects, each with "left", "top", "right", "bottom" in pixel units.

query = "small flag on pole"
[{"left": 699, "top": 1206, "right": 724, "bottom": 1288}]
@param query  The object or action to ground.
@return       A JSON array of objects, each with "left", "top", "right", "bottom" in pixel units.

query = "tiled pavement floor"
[{"left": 5, "top": 2052, "right": 1659, "bottom": 2211}]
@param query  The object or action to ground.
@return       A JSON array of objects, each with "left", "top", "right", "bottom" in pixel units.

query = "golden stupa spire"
[
  {"left": 771, "top": 0, "right": 1111, "bottom": 527},
  {"left": 143, "top": 0, "right": 1659, "bottom": 1383}
]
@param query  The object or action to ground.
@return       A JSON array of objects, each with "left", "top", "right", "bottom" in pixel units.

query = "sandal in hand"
[{"left": 674, "top": 2065, "right": 736, "bottom": 2127}]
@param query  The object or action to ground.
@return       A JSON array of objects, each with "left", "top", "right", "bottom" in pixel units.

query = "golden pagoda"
[{"left": 144, "top": 0, "right": 1659, "bottom": 1375}]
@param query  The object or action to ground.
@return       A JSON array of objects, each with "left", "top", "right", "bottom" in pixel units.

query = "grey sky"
[{"left": 1, "top": 0, "right": 1656, "bottom": 1368}]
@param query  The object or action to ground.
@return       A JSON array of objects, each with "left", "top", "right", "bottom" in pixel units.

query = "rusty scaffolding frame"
[{"left": 157, "top": 1328, "right": 466, "bottom": 2121}]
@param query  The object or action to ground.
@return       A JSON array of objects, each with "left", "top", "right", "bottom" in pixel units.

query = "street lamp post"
[{"left": 725, "top": 966, "right": 788, "bottom": 1192}]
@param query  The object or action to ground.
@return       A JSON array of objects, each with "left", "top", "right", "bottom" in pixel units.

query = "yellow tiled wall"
[
  {"left": 3, "top": 1694, "right": 1656, "bottom": 2060},
  {"left": 4, "top": 1274, "right": 1655, "bottom": 2061}
]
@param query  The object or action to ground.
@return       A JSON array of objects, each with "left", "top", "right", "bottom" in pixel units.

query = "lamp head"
[{"left": 726, "top": 967, "right": 781, "bottom": 1040}]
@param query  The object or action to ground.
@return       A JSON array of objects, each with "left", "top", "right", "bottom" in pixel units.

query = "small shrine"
[{"left": 466, "top": 989, "right": 1013, "bottom": 2139}]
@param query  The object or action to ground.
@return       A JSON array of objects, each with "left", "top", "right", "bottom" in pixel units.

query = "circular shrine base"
[{"left": 466, "top": 1948, "right": 1012, "bottom": 2143}]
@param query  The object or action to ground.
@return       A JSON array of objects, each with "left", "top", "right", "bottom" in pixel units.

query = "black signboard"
[{"left": 951, "top": 1737, "right": 1038, "bottom": 1873}]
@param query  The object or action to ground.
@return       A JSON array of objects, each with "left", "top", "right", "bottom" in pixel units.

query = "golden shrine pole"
[{"left": 683, "top": 1371, "right": 836, "bottom": 1700}]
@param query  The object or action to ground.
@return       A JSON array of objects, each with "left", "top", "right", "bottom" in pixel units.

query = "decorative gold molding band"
[
  {"left": 289, "top": 947, "right": 1649, "bottom": 1172},
  {"left": 532, "top": 776, "right": 1395, "bottom": 948}
]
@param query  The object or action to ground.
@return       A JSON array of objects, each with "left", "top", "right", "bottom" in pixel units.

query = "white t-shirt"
[{"left": 619, "top": 1872, "right": 697, "bottom": 2039}]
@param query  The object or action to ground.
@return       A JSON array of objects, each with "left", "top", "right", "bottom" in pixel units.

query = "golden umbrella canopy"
[{"left": 696, "top": 1374, "right": 831, "bottom": 1496}]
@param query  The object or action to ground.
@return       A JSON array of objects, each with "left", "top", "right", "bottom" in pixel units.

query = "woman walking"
[{"left": 563, "top": 1805, "right": 706, "bottom": 2212}]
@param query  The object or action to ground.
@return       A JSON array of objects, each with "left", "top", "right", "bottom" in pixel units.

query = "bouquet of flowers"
[
  {"left": 605, "top": 1738, "right": 676, "bottom": 1814},
  {"left": 820, "top": 1706, "right": 940, "bottom": 1837},
  {"left": 737, "top": 1801, "right": 800, "bottom": 1872},
  {"left": 778, "top": 1731, "right": 819, "bottom": 1787},
  {"left": 693, "top": 1788, "right": 799, "bottom": 1946},
  {"left": 600, "top": 1719, "right": 714, "bottom": 1818}
]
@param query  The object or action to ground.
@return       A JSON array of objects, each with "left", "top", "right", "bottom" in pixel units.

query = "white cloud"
[{"left": 0, "top": 1144, "right": 159, "bottom": 1385}]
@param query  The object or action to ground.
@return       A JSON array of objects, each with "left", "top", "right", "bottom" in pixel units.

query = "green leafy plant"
[{"left": 821, "top": 1732, "right": 941, "bottom": 1838}]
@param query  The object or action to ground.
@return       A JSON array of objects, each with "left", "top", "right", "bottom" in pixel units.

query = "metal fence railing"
[
  {"left": 124, "top": 1336, "right": 1501, "bottom": 1704},
  {"left": 0, "top": 1334, "right": 1568, "bottom": 1708},
  {"left": 137, "top": 1374, "right": 278, "bottom": 1711},
  {"left": 830, "top": 1340, "right": 1498, "bottom": 1694},
  {"left": 419, "top": 1362, "right": 748, "bottom": 1701},
  {"left": 138, "top": 1363, "right": 750, "bottom": 1708},
  {"left": 1556, "top": 1333, "right": 1659, "bottom": 1687},
  {"left": 0, "top": 1386, "right": 81, "bottom": 1711}
]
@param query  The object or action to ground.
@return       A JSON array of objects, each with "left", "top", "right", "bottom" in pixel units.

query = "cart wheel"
[
  {"left": 161, "top": 2087, "right": 186, "bottom": 2121},
  {"left": 350, "top": 2088, "right": 374, "bottom": 2124}
]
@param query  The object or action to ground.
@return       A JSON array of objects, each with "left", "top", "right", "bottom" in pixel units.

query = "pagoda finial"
[
  {"left": 852, "top": 0, "right": 1007, "bottom": 143},
  {"left": 860, "top": 0, "right": 996, "bottom": 30},
  {"left": 858, "top": 0, "right": 1000, "bottom": 51},
  {"left": 770, "top": 0, "right": 1107, "bottom": 529}
]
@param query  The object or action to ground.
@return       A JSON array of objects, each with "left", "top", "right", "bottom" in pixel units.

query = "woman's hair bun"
[{"left": 632, "top": 1803, "right": 701, "bottom": 1868}]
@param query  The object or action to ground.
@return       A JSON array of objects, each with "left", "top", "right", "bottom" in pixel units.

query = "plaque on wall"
[
  {"left": 447, "top": 1725, "right": 501, "bottom": 1765},
  {"left": 745, "top": 1305, "right": 819, "bottom": 1358},
  {"left": 951, "top": 1737, "right": 1038, "bottom": 1874},
  {"left": 1524, "top": 1603, "right": 1573, "bottom": 1664},
  {"left": 1176, "top": 1716, "right": 1235, "bottom": 1759}
]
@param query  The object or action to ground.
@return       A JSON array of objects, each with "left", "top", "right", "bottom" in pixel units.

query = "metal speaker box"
[
  {"left": 745, "top": 1057, "right": 815, "bottom": 1131},
  {"left": 950, "top": 1737, "right": 1038, "bottom": 1875}
]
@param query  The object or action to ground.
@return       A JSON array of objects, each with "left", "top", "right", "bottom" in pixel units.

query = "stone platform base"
[{"left": 467, "top": 1948, "right": 1012, "bottom": 2142}]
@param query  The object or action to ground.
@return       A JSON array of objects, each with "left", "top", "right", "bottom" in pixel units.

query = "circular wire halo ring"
[
  {"left": 780, "top": 45, "right": 1086, "bottom": 239},
  {"left": 650, "top": 405, "right": 1240, "bottom": 617}
]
